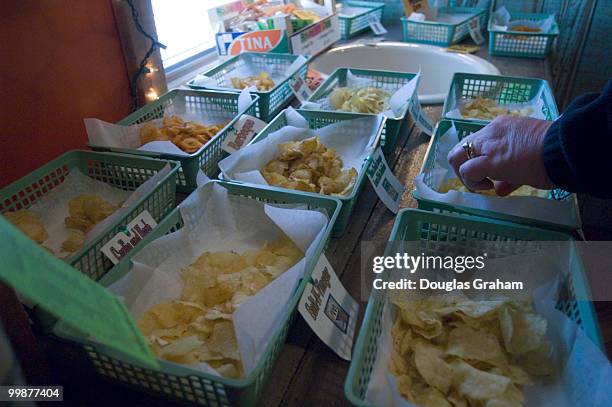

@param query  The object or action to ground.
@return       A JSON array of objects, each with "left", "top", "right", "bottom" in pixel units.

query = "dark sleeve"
[{"left": 542, "top": 80, "right": 612, "bottom": 198}]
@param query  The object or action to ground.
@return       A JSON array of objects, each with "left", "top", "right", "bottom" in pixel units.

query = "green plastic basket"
[
  {"left": 306, "top": 67, "right": 417, "bottom": 154},
  {"left": 187, "top": 52, "right": 308, "bottom": 122},
  {"left": 345, "top": 208, "right": 603, "bottom": 406},
  {"left": 414, "top": 120, "right": 580, "bottom": 231},
  {"left": 89, "top": 89, "right": 258, "bottom": 193},
  {"left": 442, "top": 72, "right": 559, "bottom": 125},
  {"left": 224, "top": 109, "right": 385, "bottom": 237},
  {"left": 338, "top": 1, "right": 385, "bottom": 40},
  {"left": 0, "top": 150, "right": 178, "bottom": 281},
  {"left": 488, "top": 12, "right": 559, "bottom": 59},
  {"left": 52, "top": 180, "right": 340, "bottom": 407},
  {"left": 401, "top": 7, "right": 486, "bottom": 46}
]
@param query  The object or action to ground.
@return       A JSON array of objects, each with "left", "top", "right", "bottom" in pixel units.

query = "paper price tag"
[
  {"left": 101, "top": 210, "right": 158, "bottom": 265},
  {"left": 221, "top": 114, "right": 267, "bottom": 154},
  {"left": 0, "top": 217, "right": 157, "bottom": 368},
  {"left": 468, "top": 16, "right": 485, "bottom": 45},
  {"left": 306, "top": 67, "right": 328, "bottom": 92},
  {"left": 298, "top": 255, "right": 358, "bottom": 360},
  {"left": 366, "top": 147, "right": 405, "bottom": 214},
  {"left": 289, "top": 74, "right": 312, "bottom": 103},
  {"left": 367, "top": 14, "right": 388, "bottom": 36},
  {"left": 408, "top": 92, "right": 434, "bottom": 136}
]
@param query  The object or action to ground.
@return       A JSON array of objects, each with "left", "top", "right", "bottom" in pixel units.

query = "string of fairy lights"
[{"left": 125, "top": 0, "right": 166, "bottom": 110}]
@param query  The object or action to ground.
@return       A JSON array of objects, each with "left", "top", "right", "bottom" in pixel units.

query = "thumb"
[{"left": 494, "top": 181, "right": 521, "bottom": 196}]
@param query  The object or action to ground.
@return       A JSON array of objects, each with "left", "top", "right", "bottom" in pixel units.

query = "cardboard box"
[{"left": 209, "top": 0, "right": 339, "bottom": 57}]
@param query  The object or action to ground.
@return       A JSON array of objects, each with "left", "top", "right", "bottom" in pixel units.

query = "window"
[{"left": 151, "top": 0, "right": 234, "bottom": 70}]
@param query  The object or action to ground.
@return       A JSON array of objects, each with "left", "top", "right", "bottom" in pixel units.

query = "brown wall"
[{"left": 0, "top": 0, "right": 132, "bottom": 187}]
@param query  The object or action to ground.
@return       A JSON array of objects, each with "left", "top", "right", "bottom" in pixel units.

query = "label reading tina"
[
  {"left": 101, "top": 210, "right": 158, "bottom": 265},
  {"left": 298, "top": 255, "right": 358, "bottom": 361},
  {"left": 221, "top": 114, "right": 267, "bottom": 154},
  {"left": 366, "top": 147, "right": 406, "bottom": 214}
]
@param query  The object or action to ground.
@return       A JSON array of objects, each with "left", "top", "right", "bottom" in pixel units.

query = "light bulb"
[{"left": 145, "top": 88, "right": 158, "bottom": 101}]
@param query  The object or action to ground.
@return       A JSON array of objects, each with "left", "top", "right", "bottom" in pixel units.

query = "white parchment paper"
[
  {"left": 303, "top": 70, "right": 420, "bottom": 120},
  {"left": 84, "top": 89, "right": 253, "bottom": 156},
  {"left": 25, "top": 165, "right": 170, "bottom": 258},
  {"left": 218, "top": 107, "right": 383, "bottom": 188},
  {"left": 108, "top": 182, "right": 329, "bottom": 375},
  {"left": 414, "top": 124, "right": 580, "bottom": 229},
  {"left": 365, "top": 272, "right": 612, "bottom": 406}
]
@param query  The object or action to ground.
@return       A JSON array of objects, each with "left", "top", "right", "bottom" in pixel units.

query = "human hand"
[{"left": 447, "top": 116, "right": 554, "bottom": 196}]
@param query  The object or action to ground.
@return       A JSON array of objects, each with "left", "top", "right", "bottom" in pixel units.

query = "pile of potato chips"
[
  {"left": 261, "top": 136, "right": 358, "bottom": 196},
  {"left": 137, "top": 235, "right": 303, "bottom": 378},
  {"left": 329, "top": 86, "right": 391, "bottom": 114},
  {"left": 230, "top": 72, "right": 275, "bottom": 92},
  {"left": 389, "top": 292, "right": 552, "bottom": 407},
  {"left": 438, "top": 178, "right": 549, "bottom": 198},
  {"left": 460, "top": 97, "right": 533, "bottom": 120},
  {"left": 139, "top": 115, "right": 225, "bottom": 154},
  {"left": 4, "top": 210, "right": 47, "bottom": 244},
  {"left": 4, "top": 194, "right": 118, "bottom": 256}
]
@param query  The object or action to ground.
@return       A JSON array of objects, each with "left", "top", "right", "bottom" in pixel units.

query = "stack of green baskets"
[
  {"left": 401, "top": 6, "right": 486, "bottom": 46},
  {"left": 488, "top": 12, "right": 559, "bottom": 59},
  {"left": 88, "top": 89, "right": 258, "bottom": 193},
  {"left": 442, "top": 72, "right": 559, "bottom": 124},
  {"left": 0, "top": 150, "right": 179, "bottom": 282},
  {"left": 337, "top": 1, "right": 385, "bottom": 40},
  {"left": 345, "top": 208, "right": 603, "bottom": 406},
  {"left": 53, "top": 180, "right": 341, "bottom": 407},
  {"left": 187, "top": 52, "right": 308, "bottom": 122},
  {"left": 223, "top": 109, "right": 385, "bottom": 237},
  {"left": 306, "top": 67, "right": 417, "bottom": 154},
  {"left": 414, "top": 120, "right": 580, "bottom": 232}
]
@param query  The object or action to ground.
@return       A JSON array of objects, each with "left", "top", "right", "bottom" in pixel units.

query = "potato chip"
[
  {"left": 61, "top": 228, "right": 85, "bottom": 252},
  {"left": 230, "top": 72, "right": 275, "bottom": 91},
  {"left": 137, "top": 234, "right": 303, "bottom": 378},
  {"left": 499, "top": 305, "right": 547, "bottom": 354},
  {"left": 329, "top": 86, "right": 391, "bottom": 114},
  {"left": 262, "top": 136, "right": 358, "bottom": 196},
  {"left": 413, "top": 386, "right": 453, "bottom": 407},
  {"left": 4, "top": 209, "right": 48, "bottom": 243},
  {"left": 446, "top": 325, "right": 508, "bottom": 367},
  {"left": 439, "top": 178, "right": 548, "bottom": 198},
  {"left": 388, "top": 294, "right": 552, "bottom": 406},
  {"left": 460, "top": 97, "right": 534, "bottom": 120},
  {"left": 65, "top": 194, "right": 119, "bottom": 233},
  {"left": 138, "top": 115, "right": 225, "bottom": 153},
  {"left": 413, "top": 341, "right": 453, "bottom": 394},
  {"left": 451, "top": 360, "right": 511, "bottom": 400}
]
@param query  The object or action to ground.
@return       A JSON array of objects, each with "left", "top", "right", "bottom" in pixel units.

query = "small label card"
[
  {"left": 101, "top": 210, "right": 158, "bottom": 265},
  {"left": 221, "top": 114, "right": 267, "bottom": 154},
  {"left": 289, "top": 74, "right": 312, "bottom": 102},
  {"left": 368, "top": 13, "right": 388, "bottom": 36},
  {"left": 408, "top": 92, "right": 434, "bottom": 136},
  {"left": 468, "top": 15, "right": 485, "bottom": 45},
  {"left": 366, "top": 147, "right": 406, "bottom": 214},
  {"left": 298, "top": 255, "right": 359, "bottom": 361}
]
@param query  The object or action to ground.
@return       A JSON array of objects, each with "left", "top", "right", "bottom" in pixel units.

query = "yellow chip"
[
  {"left": 451, "top": 360, "right": 511, "bottom": 400},
  {"left": 446, "top": 325, "right": 508, "bottom": 367},
  {"left": 413, "top": 341, "right": 453, "bottom": 394},
  {"left": 499, "top": 305, "right": 547, "bottom": 354}
]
